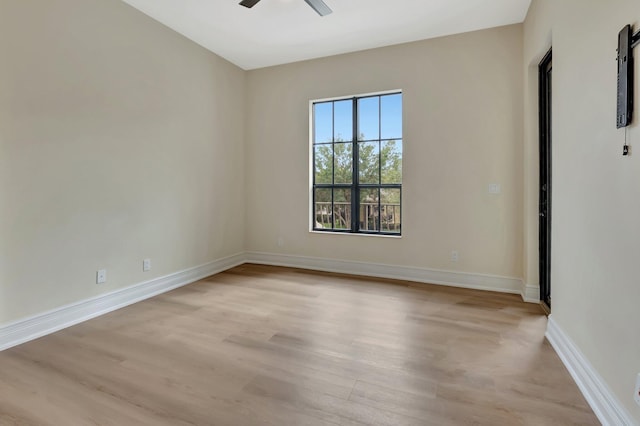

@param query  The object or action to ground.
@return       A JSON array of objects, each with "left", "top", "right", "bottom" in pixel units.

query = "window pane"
[
  {"left": 381, "top": 188, "right": 401, "bottom": 233},
  {"left": 333, "top": 188, "right": 352, "bottom": 230},
  {"left": 381, "top": 94, "right": 402, "bottom": 140},
  {"left": 333, "top": 142, "right": 352, "bottom": 184},
  {"left": 358, "top": 142, "right": 379, "bottom": 184},
  {"left": 314, "top": 188, "right": 332, "bottom": 229},
  {"left": 381, "top": 140, "right": 402, "bottom": 184},
  {"left": 334, "top": 100, "right": 353, "bottom": 142},
  {"left": 314, "top": 145, "right": 333, "bottom": 184},
  {"left": 358, "top": 97, "right": 379, "bottom": 141},
  {"left": 314, "top": 102, "right": 333, "bottom": 143},
  {"left": 359, "top": 188, "right": 379, "bottom": 231}
]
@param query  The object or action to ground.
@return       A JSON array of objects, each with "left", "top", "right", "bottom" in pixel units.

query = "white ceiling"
[{"left": 121, "top": 0, "right": 532, "bottom": 70}]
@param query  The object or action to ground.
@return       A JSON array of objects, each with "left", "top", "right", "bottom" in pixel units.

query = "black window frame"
[{"left": 311, "top": 92, "right": 402, "bottom": 236}]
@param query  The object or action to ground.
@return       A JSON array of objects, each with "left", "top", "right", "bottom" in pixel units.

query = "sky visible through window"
[{"left": 314, "top": 93, "right": 402, "bottom": 143}]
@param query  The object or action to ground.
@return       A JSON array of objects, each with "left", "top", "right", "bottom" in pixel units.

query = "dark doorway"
[{"left": 539, "top": 49, "right": 552, "bottom": 312}]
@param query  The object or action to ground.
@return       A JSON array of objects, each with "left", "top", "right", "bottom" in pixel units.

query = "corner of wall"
[{"left": 521, "top": 282, "right": 540, "bottom": 303}]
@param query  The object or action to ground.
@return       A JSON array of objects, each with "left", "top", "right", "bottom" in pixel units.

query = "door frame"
[{"left": 538, "top": 48, "right": 552, "bottom": 313}]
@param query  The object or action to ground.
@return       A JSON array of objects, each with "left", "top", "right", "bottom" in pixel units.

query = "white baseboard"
[
  {"left": 0, "top": 251, "right": 531, "bottom": 352},
  {"left": 521, "top": 283, "right": 540, "bottom": 303},
  {"left": 246, "top": 251, "right": 523, "bottom": 296},
  {"left": 0, "top": 252, "right": 245, "bottom": 352},
  {"left": 546, "top": 316, "right": 635, "bottom": 426}
]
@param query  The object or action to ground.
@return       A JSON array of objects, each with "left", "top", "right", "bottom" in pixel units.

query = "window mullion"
[
  {"left": 352, "top": 97, "right": 358, "bottom": 232},
  {"left": 331, "top": 102, "right": 336, "bottom": 230},
  {"left": 378, "top": 96, "right": 382, "bottom": 232}
]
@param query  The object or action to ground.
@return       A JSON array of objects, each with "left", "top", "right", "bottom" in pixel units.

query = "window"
[{"left": 312, "top": 92, "right": 402, "bottom": 235}]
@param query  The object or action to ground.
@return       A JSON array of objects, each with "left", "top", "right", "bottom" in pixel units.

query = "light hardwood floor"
[{"left": 0, "top": 264, "right": 598, "bottom": 425}]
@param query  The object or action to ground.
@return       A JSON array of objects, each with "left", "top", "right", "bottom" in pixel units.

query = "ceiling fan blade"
[
  {"left": 303, "top": 0, "right": 332, "bottom": 16},
  {"left": 239, "top": 0, "right": 261, "bottom": 8}
]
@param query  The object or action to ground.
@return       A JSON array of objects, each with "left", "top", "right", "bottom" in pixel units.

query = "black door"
[{"left": 539, "top": 49, "right": 552, "bottom": 311}]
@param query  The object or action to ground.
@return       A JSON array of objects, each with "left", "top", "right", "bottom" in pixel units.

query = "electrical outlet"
[
  {"left": 451, "top": 250, "right": 459, "bottom": 262},
  {"left": 489, "top": 183, "right": 501, "bottom": 194},
  {"left": 143, "top": 258, "right": 151, "bottom": 272},
  {"left": 634, "top": 373, "right": 640, "bottom": 406},
  {"left": 96, "top": 269, "right": 106, "bottom": 284}
]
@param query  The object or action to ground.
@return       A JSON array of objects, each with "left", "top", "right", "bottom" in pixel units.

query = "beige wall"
[
  {"left": 0, "top": 0, "right": 246, "bottom": 325},
  {"left": 245, "top": 25, "right": 524, "bottom": 280},
  {"left": 524, "top": 0, "right": 640, "bottom": 421}
]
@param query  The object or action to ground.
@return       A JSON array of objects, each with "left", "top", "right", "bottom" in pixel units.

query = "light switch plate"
[{"left": 96, "top": 269, "right": 106, "bottom": 284}]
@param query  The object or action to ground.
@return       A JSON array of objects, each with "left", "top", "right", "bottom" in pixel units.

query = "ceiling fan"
[{"left": 239, "top": 0, "right": 332, "bottom": 16}]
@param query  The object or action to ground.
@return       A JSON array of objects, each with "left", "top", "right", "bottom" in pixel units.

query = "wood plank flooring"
[{"left": 0, "top": 264, "right": 598, "bottom": 425}]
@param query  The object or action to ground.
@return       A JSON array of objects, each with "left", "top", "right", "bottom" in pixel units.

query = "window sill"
[{"left": 309, "top": 230, "right": 402, "bottom": 239}]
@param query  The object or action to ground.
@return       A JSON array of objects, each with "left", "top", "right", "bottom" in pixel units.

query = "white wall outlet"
[
  {"left": 634, "top": 373, "right": 640, "bottom": 406},
  {"left": 451, "top": 250, "right": 459, "bottom": 262},
  {"left": 488, "top": 183, "right": 501, "bottom": 194},
  {"left": 96, "top": 269, "right": 107, "bottom": 284},
  {"left": 143, "top": 258, "right": 151, "bottom": 272},
  {"left": 277, "top": 237, "right": 284, "bottom": 247}
]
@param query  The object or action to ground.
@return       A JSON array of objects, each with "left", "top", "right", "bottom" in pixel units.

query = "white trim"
[
  {"left": 546, "top": 316, "right": 636, "bottom": 426},
  {"left": 521, "top": 283, "right": 540, "bottom": 303},
  {"left": 246, "top": 251, "right": 522, "bottom": 295},
  {"left": 309, "top": 230, "right": 401, "bottom": 239},
  {"left": 0, "top": 251, "right": 533, "bottom": 353},
  {"left": 0, "top": 253, "right": 245, "bottom": 352}
]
